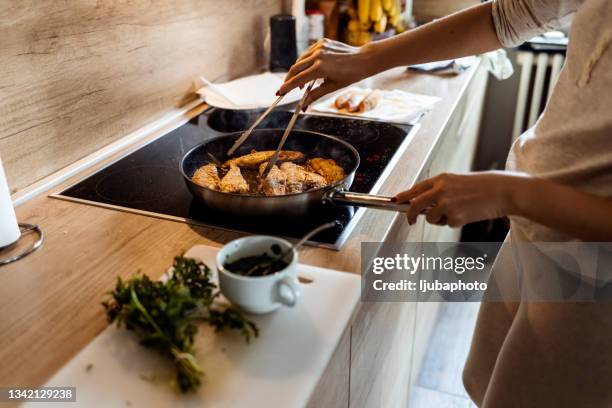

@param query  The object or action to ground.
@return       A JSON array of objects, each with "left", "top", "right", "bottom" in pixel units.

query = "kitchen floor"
[{"left": 410, "top": 302, "right": 481, "bottom": 408}]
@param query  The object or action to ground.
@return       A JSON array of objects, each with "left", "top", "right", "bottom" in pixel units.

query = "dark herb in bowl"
[{"left": 224, "top": 244, "right": 289, "bottom": 277}]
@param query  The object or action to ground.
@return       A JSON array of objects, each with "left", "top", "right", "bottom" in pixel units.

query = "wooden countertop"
[{"left": 0, "top": 64, "right": 481, "bottom": 388}]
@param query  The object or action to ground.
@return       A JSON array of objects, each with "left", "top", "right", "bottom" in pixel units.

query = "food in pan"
[
  {"left": 191, "top": 150, "right": 344, "bottom": 196},
  {"left": 303, "top": 169, "right": 328, "bottom": 189},
  {"left": 279, "top": 162, "right": 304, "bottom": 193},
  {"left": 334, "top": 90, "right": 380, "bottom": 113},
  {"left": 306, "top": 158, "right": 347, "bottom": 183},
  {"left": 191, "top": 163, "right": 220, "bottom": 190},
  {"left": 220, "top": 164, "right": 249, "bottom": 194},
  {"left": 222, "top": 150, "right": 304, "bottom": 168},
  {"left": 259, "top": 163, "right": 287, "bottom": 196},
  {"left": 280, "top": 162, "right": 327, "bottom": 193}
]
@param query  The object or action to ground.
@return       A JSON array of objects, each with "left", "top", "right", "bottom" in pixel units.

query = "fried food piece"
[
  {"left": 258, "top": 162, "right": 287, "bottom": 196},
  {"left": 335, "top": 90, "right": 367, "bottom": 112},
  {"left": 223, "top": 150, "right": 304, "bottom": 168},
  {"left": 280, "top": 162, "right": 306, "bottom": 193},
  {"left": 220, "top": 164, "right": 249, "bottom": 194},
  {"left": 303, "top": 170, "right": 327, "bottom": 190},
  {"left": 307, "top": 158, "right": 346, "bottom": 183},
  {"left": 334, "top": 91, "right": 352, "bottom": 110},
  {"left": 280, "top": 162, "right": 327, "bottom": 193},
  {"left": 346, "top": 92, "right": 366, "bottom": 112},
  {"left": 192, "top": 163, "right": 220, "bottom": 190},
  {"left": 358, "top": 90, "right": 381, "bottom": 113}
]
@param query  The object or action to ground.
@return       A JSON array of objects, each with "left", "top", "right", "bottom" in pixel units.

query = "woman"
[{"left": 279, "top": 0, "right": 612, "bottom": 406}]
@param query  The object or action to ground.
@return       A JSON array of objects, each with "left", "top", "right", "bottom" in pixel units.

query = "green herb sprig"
[{"left": 102, "top": 256, "right": 258, "bottom": 393}]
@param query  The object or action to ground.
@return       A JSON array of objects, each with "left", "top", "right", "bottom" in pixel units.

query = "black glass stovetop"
[{"left": 55, "top": 109, "right": 414, "bottom": 249}]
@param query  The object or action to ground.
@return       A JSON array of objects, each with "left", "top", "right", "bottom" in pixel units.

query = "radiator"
[{"left": 511, "top": 51, "right": 565, "bottom": 141}]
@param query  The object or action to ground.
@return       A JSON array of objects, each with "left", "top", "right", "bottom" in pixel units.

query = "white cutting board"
[{"left": 31, "top": 245, "right": 360, "bottom": 408}]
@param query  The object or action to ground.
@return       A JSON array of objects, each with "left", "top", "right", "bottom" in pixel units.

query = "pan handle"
[{"left": 325, "top": 190, "right": 410, "bottom": 212}]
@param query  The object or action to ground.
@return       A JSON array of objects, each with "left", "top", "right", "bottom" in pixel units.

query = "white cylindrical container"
[
  {"left": 0, "top": 156, "right": 20, "bottom": 248},
  {"left": 291, "top": 0, "right": 309, "bottom": 54},
  {"left": 307, "top": 11, "right": 325, "bottom": 45}
]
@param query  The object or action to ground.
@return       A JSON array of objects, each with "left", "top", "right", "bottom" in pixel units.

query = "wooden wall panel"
[{"left": 0, "top": 0, "right": 283, "bottom": 192}]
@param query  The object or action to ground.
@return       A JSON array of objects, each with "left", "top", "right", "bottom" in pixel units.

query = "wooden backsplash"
[{"left": 0, "top": 0, "right": 283, "bottom": 193}]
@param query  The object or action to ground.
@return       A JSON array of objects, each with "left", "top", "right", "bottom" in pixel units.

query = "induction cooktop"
[{"left": 53, "top": 108, "right": 417, "bottom": 249}]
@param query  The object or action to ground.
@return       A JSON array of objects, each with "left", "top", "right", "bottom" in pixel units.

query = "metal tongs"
[
  {"left": 260, "top": 80, "right": 315, "bottom": 178},
  {"left": 227, "top": 94, "right": 286, "bottom": 156}
]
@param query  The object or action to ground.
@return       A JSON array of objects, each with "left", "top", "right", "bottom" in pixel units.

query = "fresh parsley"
[{"left": 103, "top": 256, "right": 258, "bottom": 393}]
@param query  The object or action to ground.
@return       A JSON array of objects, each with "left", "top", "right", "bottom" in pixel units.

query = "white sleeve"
[{"left": 492, "top": 0, "right": 583, "bottom": 47}]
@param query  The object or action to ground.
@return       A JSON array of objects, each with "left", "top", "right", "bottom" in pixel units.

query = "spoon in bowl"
[
  {"left": 276, "top": 221, "right": 340, "bottom": 261},
  {"left": 244, "top": 221, "right": 340, "bottom": 276}
]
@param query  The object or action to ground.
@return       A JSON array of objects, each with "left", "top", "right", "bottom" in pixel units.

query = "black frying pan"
[{"left": 180, "top": 129, "right": 409, "bottom": 218}]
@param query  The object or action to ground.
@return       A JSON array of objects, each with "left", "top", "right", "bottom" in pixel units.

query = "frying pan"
[{"left": 180, "top": 129, "right": 409, "bottom": 218}]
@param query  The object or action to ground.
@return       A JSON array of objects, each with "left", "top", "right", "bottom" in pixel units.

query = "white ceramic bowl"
[{"left": 216, "top": 236, "right": 301, "bottom": 314}]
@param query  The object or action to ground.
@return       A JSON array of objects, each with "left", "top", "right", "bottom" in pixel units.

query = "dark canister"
[{"left": 269, "top": 14, "right": 298, "bottom": 72}]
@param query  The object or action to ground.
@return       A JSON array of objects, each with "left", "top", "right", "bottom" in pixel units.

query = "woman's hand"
[
  {"left": 277, "top": 3, "right": 502, "bottom": 108},
  {"left": 277, "top": 38, "right": 378, "bottom": 107},
  {"left": 395, "top": 171, "right": 524, "bottom": 227},
  {"left": 396, "top": 171, "right": 612, "bottom": 241}
]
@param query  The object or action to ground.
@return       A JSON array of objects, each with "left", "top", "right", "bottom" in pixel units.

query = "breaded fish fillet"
[
  {"left": 223, "top": 150, "right": 304, "bottom": 168},
  {"left": 220, "top": 164, "right": 249, "bottom": 194},
  {"left": 192, "top": 163, "right": 220, "bottom": 190},
  {"left": 258, "top": 162, "right": 287, "bottom": 196},
  {"left": 280, "top": 162, "right": 306, "bottom": 193},
  {"left": 303, "top": 169, "right": 327, "bottom": 190},
  {"left": 280, "top": 162, "right": 327, "bottom": 193},
  {"left": 307, "top": 158, "right": 346, "bottom": 183}
]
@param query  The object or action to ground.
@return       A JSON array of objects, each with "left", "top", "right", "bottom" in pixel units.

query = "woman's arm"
[
  {"left": 362, "top": 1, "right": 501, "bottom": 73},
  {"left": 493, "top": 0, "right": 583, "bottom": 48},
  {"left": 395, "top": 172, "right": 612, "bottom": 242},
  {"left": 277, "top": 2, "right": 501, "bottom": 105},
  {"left": 512, "top": 177, "right": 612, "bottom": 242},
  {"left": 279, "top": 0, "right": 584, "bottom": 105}
]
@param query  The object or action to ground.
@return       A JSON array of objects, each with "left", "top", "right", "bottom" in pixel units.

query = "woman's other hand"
[
  {"left": 277, "top": 38, "right": 377, "bottom": 107},
  {"left": 395, "top": 172, "right": 525, "bottom": 228}
]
